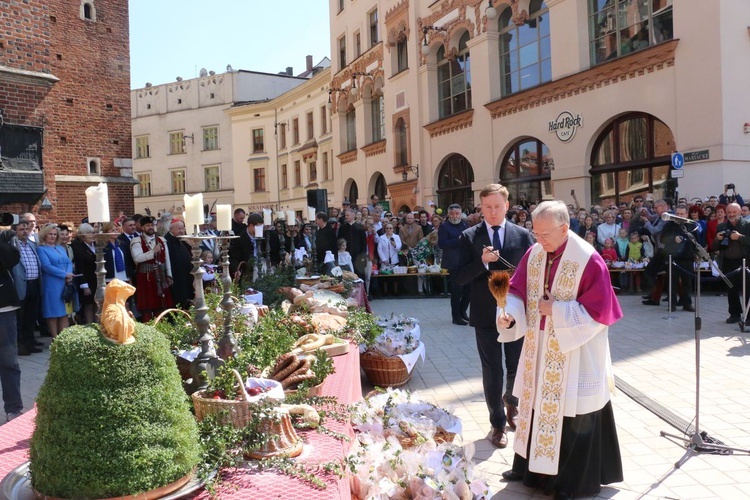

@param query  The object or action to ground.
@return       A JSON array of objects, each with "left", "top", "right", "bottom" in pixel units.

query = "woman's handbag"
[{"left": 62, "top": 282, "right": 77, "bottom": 302}]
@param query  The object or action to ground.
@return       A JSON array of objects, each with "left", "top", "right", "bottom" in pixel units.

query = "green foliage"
[
  {"left": 206, "top": 309, "right": 299, "bottom": 395},
  {"left": 30, "top": 324, "right": 201, "bottom": 499},
  {"left": 152, "top": 283, "right": 251, "bottom": 353},
  {"left": 343, "top": 308, "right": 384, "bottom": 349},
  {"left": 247, "top": 265, "right": 297, "bottom": 307}
]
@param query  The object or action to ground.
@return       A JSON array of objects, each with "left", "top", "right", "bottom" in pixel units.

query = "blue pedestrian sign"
[{"left": 671, "top": 152, "right": 684, "bottom": 169}]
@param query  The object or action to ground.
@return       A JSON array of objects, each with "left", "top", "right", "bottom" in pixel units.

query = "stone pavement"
[
  {"left": 367, "top": 294, "right": 750, "bottom": 499},
  {"left": 7, "top": 294, "right": 750, "bottom": 499}
]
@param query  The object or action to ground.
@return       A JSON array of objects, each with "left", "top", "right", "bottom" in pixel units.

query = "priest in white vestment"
[{"left": 496, "top": 200, "right": 624, "bottom": 500}]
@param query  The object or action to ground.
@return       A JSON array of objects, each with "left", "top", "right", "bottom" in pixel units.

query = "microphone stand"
[{"left": 659, "top": 225, "right": 748, "bottom": 467}]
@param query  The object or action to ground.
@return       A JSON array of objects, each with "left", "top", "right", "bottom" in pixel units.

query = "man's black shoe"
[
  {"left": 554, "top": 492, "right": 574, "bottom": 500},
  {"left": 461, "top": 313, "right": 470, "bottom": 322},
  {"left": 670, "top": 305, "right": 677, "bottom": 312},
  {"left": 452, "top": 318, "right": 468, "bottom": 326},
  {"left": 33, "top": 341, "right": 45, "bottom": 347},
  {"left": 24, "top": 345, "right": 42, "bottom": 354},
  {"left": 501, "top": 469, "right": 523, "bottom": 482},
  {"left": 683, "top": 305, "right": 695, "bottom": 312},
  {"left": 642, "top": 299, "right": 660, "bottom": 306},
  {"left": 726, "top": 315, "right": 741, "bottom": 324}
]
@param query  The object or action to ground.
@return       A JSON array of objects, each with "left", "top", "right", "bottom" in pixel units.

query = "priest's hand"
[
  {"left": 496, "top": 311, "right": 515, "bottom": 329},
  {"left": 539, "top": 294, "right": 555, "bottom": 316}
]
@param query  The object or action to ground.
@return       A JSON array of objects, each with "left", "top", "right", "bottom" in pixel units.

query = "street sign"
[
  {"left": 670, "top": 169, "right": 684, "bottom": 178},
  {"left": 684, "top": 149, "right": 709, "bottom": 163},
  {"left": 671, "top": 152, "right": 684, "bottom": 169}
]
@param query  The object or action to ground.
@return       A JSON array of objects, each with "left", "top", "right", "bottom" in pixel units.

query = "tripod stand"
[{"left": 659, "top": 225, "right": 750, "bottom": 467}]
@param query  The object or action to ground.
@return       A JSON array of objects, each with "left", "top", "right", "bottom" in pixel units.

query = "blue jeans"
[{"left": 0, "top": 310, "right": 23, "bottom": 415}]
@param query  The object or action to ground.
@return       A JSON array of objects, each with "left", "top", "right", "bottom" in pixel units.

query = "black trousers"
[
  {"left": 723, "top": 257, "right": 749, "bottom": 317},
  {"left": 449, "top": 274, "right": 470, "bottom": 320},
  {"left": 670, "top": 258, "right": 694, "bottom": 306},
  {"left": 17, "top": 278, "right": 40, "bottom": 349},
  {"left": 474, "top": 325, "right": 523, "bottom": 429}
]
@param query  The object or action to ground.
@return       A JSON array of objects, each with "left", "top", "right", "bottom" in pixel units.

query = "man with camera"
[
  {"left": 719, "top": 183, "right": 744, "bottom": 206},
  {"left": 712, "top": 203, "right": 750, "bottom": 323}
]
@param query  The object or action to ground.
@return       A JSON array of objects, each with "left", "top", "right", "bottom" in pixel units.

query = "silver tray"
[{"left": 0, "top": 462, "right": 207, "bottom": 500}]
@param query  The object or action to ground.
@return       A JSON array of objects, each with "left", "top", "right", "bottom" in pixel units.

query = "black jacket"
[
  {"left": 165, "top": 232, "right": 194, "bottom": 306},
  {"left": 455, "top": 222, "right": 534, "bottom": 328},
  {"left": 0, "top": 239, "right": 21, "bottom": 309},
  {"left": 315, "top": 223, "right": 337, "bottom": 266},
  {"left": 229, "top": 228, "right": 255, "bottom": 277}
]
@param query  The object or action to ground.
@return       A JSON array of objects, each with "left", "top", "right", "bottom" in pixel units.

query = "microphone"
[{"left": 661, "top": 212, "right": 697, "bottom": 226}]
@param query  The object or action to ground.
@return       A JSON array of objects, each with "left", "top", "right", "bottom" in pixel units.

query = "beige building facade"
[
  {"left": 226, "top": 67, "right": 335, "bottom": 220},
  {"left": 131, "top": 69, "right": 309, "bottom": 216},
  {"left": 329, "top": 0, "right": 750, "bottom": 213}
]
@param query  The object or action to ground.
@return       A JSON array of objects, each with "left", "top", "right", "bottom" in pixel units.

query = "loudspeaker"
[{"left": 306, "top": 189, "right": 328, "bottom": 215}]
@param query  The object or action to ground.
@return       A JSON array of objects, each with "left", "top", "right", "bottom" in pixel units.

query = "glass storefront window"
[
  {"left": 500, "top": 138, "right": 553, "bottom": 205},
  {"left": 590, "top": 113, "right": 674, "bottom": 205}
]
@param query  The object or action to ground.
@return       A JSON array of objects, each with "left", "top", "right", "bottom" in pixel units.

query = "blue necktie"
[{"left": 492, "top": 225, "right": 502, "bottom": 251}]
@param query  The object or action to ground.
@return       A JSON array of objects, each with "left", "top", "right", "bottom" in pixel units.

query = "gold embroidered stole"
[{"left": 516, "top": 240, "right": 587, "bottom": 475}]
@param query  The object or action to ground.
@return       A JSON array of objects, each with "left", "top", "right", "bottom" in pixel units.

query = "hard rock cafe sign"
[{"left": 548, "top": 111, "right": 583, "bottom": 142}]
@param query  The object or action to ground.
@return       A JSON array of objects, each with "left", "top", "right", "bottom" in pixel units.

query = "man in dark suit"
[
  {"left": 439, "top": 204, "right": 470, "bottom": 324},
  {"left": 164, "top": 220, "right": 194, "bottom": 310},
  {"left": 229, "top": 213, "right": 261, "bottom": 278},
  {"left": 455, "top": 183, "right": 534, "bottom": 449},
  {"left": 314, "top": 212, "right": 337, "bottom": 272},
  {"left": 337, "top": 208, "right": 367, "bottom": 278}
]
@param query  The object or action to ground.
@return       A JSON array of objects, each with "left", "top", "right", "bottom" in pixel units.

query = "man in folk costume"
[
  {"left": 497, "top": 200, "right": 623, "bottom": 500},
  {"left": 130, "top": 216, "right": 174, "bottom": 322}
]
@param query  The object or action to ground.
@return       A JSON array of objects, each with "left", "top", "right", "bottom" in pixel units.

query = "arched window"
[
  {"left": 589, "top": 0, "right": 674, "bottom": 65},
  {"left": 374, "top": 173, "right": 387, "bottom": 201},
  {"left": 348, "top": 181, "right": 359, "bottom": 206},
  {"left": 499, "top": 0, "right": 550, "bottom": 96},
  {"left": 345, "top": 107, "right": 357, "bottom": 152},
  {"left": 500, "top": 138, "right": 553, "bottom": 205},
  {"left": 436, "top": 154, "right": 475, "bottom": 211},
  {"left": 437, "top": 32, "right": 472, "bottom": 119},
  {"left": 81, "top": 1, "right": 96, "bottom": 21},
  {"left": 395, "top": 118, "right": 408, "bottom": 166},
  {"left": 370, "top": 94, "right": 384, "bottom": 143},
  {"left": 590, "top": 113, "right": 675, "bottom": 206}
]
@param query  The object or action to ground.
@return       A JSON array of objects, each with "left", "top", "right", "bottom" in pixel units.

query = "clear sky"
[{"left": 128, "top": 0, "right": 331, "bottom": 89}]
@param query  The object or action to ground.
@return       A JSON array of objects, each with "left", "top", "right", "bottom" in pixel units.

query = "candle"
[
  {"left": 263, "top": 209, "right": 272, "bottom": 226},
  {"left": 85, "top": 183, "right": 110, "bottom": 223},
  {"left": 254, "top": 225, "right": 264, "bottom": 238},
  {"left": 183, "top": 193, "right": 204, "bottom": 233},
  {"left": 286, "top": 211, "right": 296, "bottom": 226},
  {"left": 216, "top": 204, "right": 232, "bottom": 231},
  {"left": 307, "top": 206, "right": 316, "bottom": 222}
]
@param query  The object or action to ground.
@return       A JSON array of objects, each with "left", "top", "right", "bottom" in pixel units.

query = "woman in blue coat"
[{"left": 37, "top": 224, "right": 74, "bottom": 338}]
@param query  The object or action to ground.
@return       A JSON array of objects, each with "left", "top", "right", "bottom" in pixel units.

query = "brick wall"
[{"left": 0, "top": 0, "right": 133, "bottom": 224}]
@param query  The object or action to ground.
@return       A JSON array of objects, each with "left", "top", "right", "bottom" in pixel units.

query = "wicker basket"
[
  {"left": 360, "top": 350, "right": 412, "bottom": 387},
  {"left": 192, "top": 369, "right": 254, "bottom": 428}
]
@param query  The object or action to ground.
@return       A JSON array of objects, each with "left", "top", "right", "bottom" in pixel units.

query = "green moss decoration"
[{"left": 29, "top": 323, "right": 201, "bottom": 499}]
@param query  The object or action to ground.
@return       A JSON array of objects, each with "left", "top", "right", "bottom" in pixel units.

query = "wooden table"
[
  {"left": 371, "top": 271, "right": 449, "bottom": 297},
  {"left": 0, "top": 344, "right": 363, "bottom": 499}
]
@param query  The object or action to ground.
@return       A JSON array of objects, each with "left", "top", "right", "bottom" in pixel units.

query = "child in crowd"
[
  {"left": 336, "top": 238, "right": 354, "bottom": 272},
  {"left": 200, "top": 250, "right": 217, "bottom": 288},
  {"left": 585, "top": 231, "right": 601, "bottom": 252},
  {"left": 398, "top": 244, "right": 412, "bottom": 267},
  {"left": 626, "top": 231, "right": 645, "bottom": 292},
  {"left": 601, "top": 238, "right": 618, "bottom": 264},
  {"left": 615, "top": 227, "right": 629, "bottom": 260}
]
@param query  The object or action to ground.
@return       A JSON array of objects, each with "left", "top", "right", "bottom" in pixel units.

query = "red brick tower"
[{"left": 0, "top": 0, "right": 133, "bottom": 224}]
